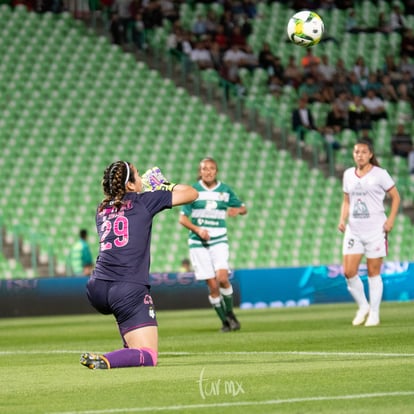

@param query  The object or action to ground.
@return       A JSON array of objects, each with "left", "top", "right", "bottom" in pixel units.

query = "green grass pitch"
[{"left": 1, "top": 302, "right": 414, "bottom": 414}]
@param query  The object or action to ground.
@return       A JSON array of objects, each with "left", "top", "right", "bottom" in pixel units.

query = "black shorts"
[{"left": 86, "top": 278, "right": 158, "bottom": 336}]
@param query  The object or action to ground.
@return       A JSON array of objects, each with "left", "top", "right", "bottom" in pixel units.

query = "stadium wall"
[{"left": 1, "top": 262, "right": 413, "bottom": 317}]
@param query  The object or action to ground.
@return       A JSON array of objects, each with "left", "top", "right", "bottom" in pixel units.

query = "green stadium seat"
[{"left": 0, "top": 4, "right": 413, "bottom": 276}]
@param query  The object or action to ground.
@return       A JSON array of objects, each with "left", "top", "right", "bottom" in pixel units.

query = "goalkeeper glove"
[
  {"left": 154, "top": 181, "right": 177, "bottom": 191},
  {"left": 142, "top": 167, "right": 176, "bottom": 192}
]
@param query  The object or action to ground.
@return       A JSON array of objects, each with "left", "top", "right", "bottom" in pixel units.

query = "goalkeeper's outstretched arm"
[{"left": 171, "top": 184, "right": 198, "bottom": 207}]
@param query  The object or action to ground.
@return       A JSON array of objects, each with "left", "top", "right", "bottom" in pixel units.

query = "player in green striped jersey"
[{"left": 179, "top": 158, "right": 247, "bottom": 332}]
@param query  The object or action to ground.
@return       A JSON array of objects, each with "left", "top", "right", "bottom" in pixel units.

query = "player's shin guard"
[
  {"left": 220, "top": 286, "right": 234, "bottom": 313},
  {"left": 209, "top": 295, "right": 227, "bottom": 323},
  {"left": 368, "top": 275, "right": 383, "bottom": 314},
  {"left": 103, "top": 348, "right": 157, "bottom": 367},
  {"left": 346, "top": 275, "right": 369, "bottom": 309}
]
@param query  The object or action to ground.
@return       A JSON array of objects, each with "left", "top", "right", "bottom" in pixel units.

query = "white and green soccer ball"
[{"left": 287, "top": 10, "right": 324, "bottom": 47}]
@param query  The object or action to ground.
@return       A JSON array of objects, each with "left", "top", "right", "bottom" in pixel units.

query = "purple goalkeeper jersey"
[{"left": 92, "top": 191, "right": 172, "bottom": 285}]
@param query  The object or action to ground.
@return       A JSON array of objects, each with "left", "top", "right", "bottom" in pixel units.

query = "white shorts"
[
  {"left": 342, "top": 225, "right": 387, "bottom": 259},
  {"left": 190, "top": 243, "right": 229, "bottom": 281}
]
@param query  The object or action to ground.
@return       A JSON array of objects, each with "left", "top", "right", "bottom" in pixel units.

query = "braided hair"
[{"left": 99, "top": 161, "right": 134, "bottom": 212}]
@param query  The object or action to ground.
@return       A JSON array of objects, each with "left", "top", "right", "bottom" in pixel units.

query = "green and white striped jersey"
[{"left": 181, "top": 180, "right": 244, "bottom": 248}]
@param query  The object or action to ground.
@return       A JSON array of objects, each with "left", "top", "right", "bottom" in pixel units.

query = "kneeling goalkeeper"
[{"left": 80, "top": 162, "right": 197, "bottom": 369}]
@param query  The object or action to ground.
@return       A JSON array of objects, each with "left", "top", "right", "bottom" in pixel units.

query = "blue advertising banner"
[
  {"left": 0, "top": 272, "right": 238, "bottom": 317},
  {"left": 0, "top": 263, "right": 413, "bottom": 317},
  {"left": 237, "top": 261, "right": 414, "bottom": 309}
]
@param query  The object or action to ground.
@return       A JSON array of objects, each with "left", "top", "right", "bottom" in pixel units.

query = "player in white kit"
[{"left": 338, "top": 140, "right": 400, "bottom": 327}]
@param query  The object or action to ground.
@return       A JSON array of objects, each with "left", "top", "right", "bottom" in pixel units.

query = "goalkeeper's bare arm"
[{"left": 171, "top": 184, "right": 198, "bottom": 207}]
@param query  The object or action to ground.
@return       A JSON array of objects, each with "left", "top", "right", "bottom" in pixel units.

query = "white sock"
[
  {"left": 368, "top": 275, "right": 383, "bottom": 314},
  {"left": 346, "top": 275, "right": 369, "bottom": 309},
  {"left": 220, "top": 286, "right": 233, "bottom": 296},
  {"left": 208, "top": 295, "right": 221, "bottom": 306}
]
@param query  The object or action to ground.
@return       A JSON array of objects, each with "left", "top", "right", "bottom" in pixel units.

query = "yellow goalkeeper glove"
[{"left": 142, "top": 167, "right": 176, "bottom": 192}]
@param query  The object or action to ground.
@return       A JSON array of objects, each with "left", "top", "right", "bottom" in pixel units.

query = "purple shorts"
[{"left": 86, "top": 278, "right": 158, "bottom": 336}]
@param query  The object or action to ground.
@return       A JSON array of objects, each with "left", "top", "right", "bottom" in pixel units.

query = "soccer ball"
[{"left": 287, "top": 10, "right": 324, "bottom": 47}]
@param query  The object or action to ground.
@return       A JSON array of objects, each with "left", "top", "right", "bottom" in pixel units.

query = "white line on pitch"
[
  {"left": 1, "top": 350, "right": 414, "bottom": 357},
  {"left": 47, "top": 391, "right": 414, "bottom": 414}
]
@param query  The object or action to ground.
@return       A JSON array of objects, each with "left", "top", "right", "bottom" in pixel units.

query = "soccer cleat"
[
  {"left": 80, "top": 353, "right": 110, "bottom": 369},
  {"left": 352, "top": 307, "right": 370, "bottom": 326},
  {"left": 220, "top": 321, "right": 232, "bottom": 333},
  {"left": 365, "top": 312, "right": 380, "bottom": 327},
  {"left": 227, "top": 311, "right": 241, "bottom": 331}
]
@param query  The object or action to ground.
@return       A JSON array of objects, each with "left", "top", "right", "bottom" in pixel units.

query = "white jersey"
[{"left": 343, "top": 165, "right": 395, "bottom": 235}]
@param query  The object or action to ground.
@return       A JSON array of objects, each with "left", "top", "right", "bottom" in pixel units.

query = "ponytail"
[{"left": 99, "top": 161, "right": 134, "bottom": 212}]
